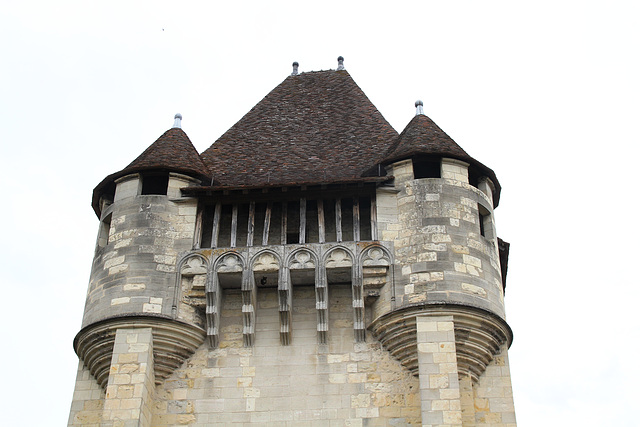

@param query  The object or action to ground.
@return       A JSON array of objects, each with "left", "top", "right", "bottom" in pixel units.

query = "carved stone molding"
[
  {"left": 74, "top": 317, "right": 205, "bottom": 389},
  {"left": 369, "top": 304, "right": 512, "bottom": 382}
]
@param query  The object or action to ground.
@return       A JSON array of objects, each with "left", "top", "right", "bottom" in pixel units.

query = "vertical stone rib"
[
  {"left": 241, "top": 267, "right": 256, "bottom": 346},
  {"left": 316, "top": 264, "right": 329, "bottom": 344},
  {"left": 279, "top": 266, "right": 292, "bottom": 345},
  {"left": 205, "top": 272, "right": 221, "bottom": 347},
  {"left": 352, "top": 260, "right": 365, "bottom": 342}
]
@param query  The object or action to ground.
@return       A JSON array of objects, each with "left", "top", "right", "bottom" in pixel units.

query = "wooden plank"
[
  {"left": 247, "top": 201, "right": 255, "bottom": 247},
  {"left": 193, "top": 206, "right": 203, "bottom": 249},
  {"left": 353, "top": 197, "right": 360, "bottom": 242},
  {"left": 262, "top": 202, "right": 272, "bottom": 245},
  {"left": 189, "top": 186, "right": 377, "bottom": 205},
  {"left": 370, "top": 195, "right": 378, "bottom": 240},
  {"left": 299, "top": 198, "right": 306, "bottom": 244},
  {"left": 211, "top": 203, "right": 222, "bottom": 248},
  {"left": 230, "top": 204, "right": 238, "bottom": 248},
  {"left": 317, "top": 199, "right": 325, "bottom": 244},
  {"left": 335, "top": 199, "right": 342, "bottom": 242},
  {"left": 281, "top": 201, "right": 287, "bottom": 245}
]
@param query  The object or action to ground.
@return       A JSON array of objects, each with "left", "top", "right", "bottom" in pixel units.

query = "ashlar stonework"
[{"left": 70, "top": 59, "right": 516, "bottom": 426}]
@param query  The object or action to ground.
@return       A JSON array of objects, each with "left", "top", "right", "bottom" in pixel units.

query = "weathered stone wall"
[
  {"left": 102, "top": 328, "right": 155, "bottom": 426},
  {"left": 151, "top": 285, "right": 421, "bottom": 425},
  {"left": 471, "top": 345, "right": 517, "bottom": 426},
  {"left": 72, "top": 160, "right": 516, "bottom": 426},
  {"left": 387, "top": 159, "right": 505, "bottom": 319},
  {"left": 417, "top": 316, "right": 463, "bottom": 426},
  {"left": 68, "top": 363, "right": 105, "bottom": 426},
  {"left": 83, "top": 174, "right": 199, "bottom": 328}
]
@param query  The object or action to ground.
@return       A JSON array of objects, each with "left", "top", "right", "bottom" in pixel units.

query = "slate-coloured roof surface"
[
  {"left": 200, "top": 70, "right": 398, "bottom": 187},
  {"left": 380, "top": 114, "right": 501, "bottom": 205}
]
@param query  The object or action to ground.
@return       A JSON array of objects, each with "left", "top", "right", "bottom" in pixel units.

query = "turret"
[
  {"left": 74, "top": 115, "right": 210, "bottom": 388},
  {"left": 370, "top": 101, "right": 512, "bottom": 382}
]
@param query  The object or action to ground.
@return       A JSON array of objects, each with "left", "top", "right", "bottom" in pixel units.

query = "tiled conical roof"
[
  {"left": 92, "top": 127, "right": 209, "bottom": 216},
  {"left": 380, "top": 114, "right": 501, "bottom": 205},
  {"left": 200, "top": 70, "right": 398, "bottom": 188},
  {"left": 122, "top": 127, "right": 209, "bottom": 178},
  {"left": 380, "top": 114, "right": 470, "bottom": 164}
]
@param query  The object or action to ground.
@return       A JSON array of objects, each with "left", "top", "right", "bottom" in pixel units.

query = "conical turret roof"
[
  {"left": 200, "top": 69, "right": 398, "bottom": 188},
  {"left": 92, "top": 125, "right": 209, "bottom": 216},
  {"left": 122, "top": 127, "right": 209, "bottom": 178},
  {"left": 380, "top": 114, "right": 470, "bottom": 164},
  {"left": 380, "top": 113, "right": 501, "bottom": 205}
]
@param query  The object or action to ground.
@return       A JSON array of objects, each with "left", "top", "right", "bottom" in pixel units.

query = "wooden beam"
[
  {"left": 370, "top": 195, "right": 378, "bottom": 240},
  {"left": 299, "top": 198, "right": 306, "bottom": 244},
  {"left": 193, "top": 206, "right": 203, "bottom": 249},
  {"left": 353, "top": 197, "right": 360, "bottom": 242},
  {"left": 211, "top": 203, "right": 222, "bottom": 248},
  {"left": 190, "top": 186, "right": 377, "bottom": 205},
  {"left": 281, "top": 201, "right": 287, "bottom": 245},
  {"left": 230, "top": 204, "right": 238, "bottom": 248},
  {"left": 262, "top": 202, "right": 272, "bottom": 246},
  {"left": 335, "top": 198, "right": 342, "bottom": 243},
  {"left": 317, "top": 199, "right": 325, "bottom": 244},
  {"left": 247, "top": 201, "right": 255, "bottom": 247}
]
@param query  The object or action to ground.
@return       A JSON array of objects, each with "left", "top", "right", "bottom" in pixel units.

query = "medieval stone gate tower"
[{"left": 69, "top": 58, "right": 516, "bottom": 426}]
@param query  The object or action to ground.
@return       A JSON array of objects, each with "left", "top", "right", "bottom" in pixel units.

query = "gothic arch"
[{"left": 172, "top": 253, "right": 209, "bottom": 321}]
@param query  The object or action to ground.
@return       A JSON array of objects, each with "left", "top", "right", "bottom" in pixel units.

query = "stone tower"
[{"left": 69, "top": 59, "right": 516, "bottom": 426}]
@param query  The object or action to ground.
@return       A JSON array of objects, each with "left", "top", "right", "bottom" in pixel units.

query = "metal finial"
[
  {"left": 173, "top": 113, "right": 182, "bottom": 128},
  {"left": 415, "top": 100, "right": 424, "bottom": 116},
  {"left": 337, "top": 56, "right": 345, "bottom": 70},
  {"left": 291, "top": 61, "right": 299, "bottom": 76}
]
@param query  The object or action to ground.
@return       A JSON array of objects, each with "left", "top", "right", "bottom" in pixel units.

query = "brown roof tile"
[
  {"left": 92, "top": 127, "right": 209, "bottom": 216},
  {"left": 379, "top": 114, "right": 501, "bottom": 206},
  {"left": 123, "top": 127, "right": 210, "bottom": 178},
  {"left": 200, "top": 70, "right": 398, "bottom": 187},
  {"left": 380, "top": 114, "right": 470, "bottom": 164}
]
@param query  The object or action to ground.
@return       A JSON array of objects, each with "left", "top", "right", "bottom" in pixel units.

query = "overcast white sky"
[{"left": 1, "top": 1, "right": 639, "bottom": 425}]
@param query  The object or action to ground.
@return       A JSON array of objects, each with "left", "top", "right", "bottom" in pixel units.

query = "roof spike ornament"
[
  {"left": 415, "top": 100, "right": 424, "bottom": 116},
  {"left": 337, "top": 56, "right": 345, "bottom": 70},
  {"left": 291, "top": 61, "right": 299, "bottom": 76},
  {"left": 173, "top": 113, "right": 183, "bottom": 128}
]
